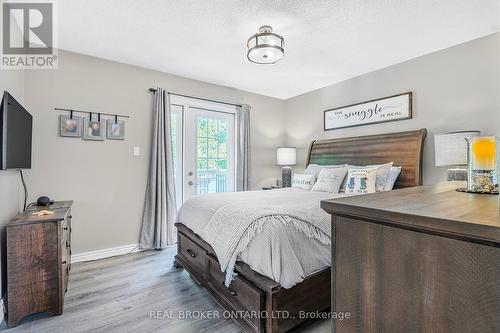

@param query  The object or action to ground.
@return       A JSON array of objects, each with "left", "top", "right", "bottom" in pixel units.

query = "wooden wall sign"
[{"left": 324, "top": 92, "right": 412, "bottom": 131}]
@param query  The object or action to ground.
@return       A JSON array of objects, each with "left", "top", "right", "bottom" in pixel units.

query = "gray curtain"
[
  {"left": 236, "top": 104, "right": 251, "bottom": 191},
  {"left": 140, "top": 88, "right": 177, "bottom": 249}
]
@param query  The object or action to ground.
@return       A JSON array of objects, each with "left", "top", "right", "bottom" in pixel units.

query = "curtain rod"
[
  {"left": 148, "top": 88, "right": 242, "bottom": 108},
  {"left": 54, "top": 108, "right": 130, "bottom": 119}
]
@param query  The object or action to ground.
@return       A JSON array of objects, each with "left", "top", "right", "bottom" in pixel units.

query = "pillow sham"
[
  {"left": 304, "top": 163, "right": 346, "bottom": 178},
  {"left": 383, "top": 166, "right": 402, "bottom": 191},
  {"left": 291, "top": 173, "right": 316, "bottom": 190},
  {"left": 345, "top": 167, "right": 378, "bottom": 194},
  {"left": 341, "top": 162, "right": 393, "bottom": 192},
  {"left": 311, "top": 167, "right": 348, "bottom": 193}
]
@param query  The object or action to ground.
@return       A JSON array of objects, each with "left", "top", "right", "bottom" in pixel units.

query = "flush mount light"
[{"left": 247, "top": 25, "right": 284, "bottom": 64}]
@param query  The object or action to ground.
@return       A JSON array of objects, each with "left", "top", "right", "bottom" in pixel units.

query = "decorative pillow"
[
  {"left": 345, "top": 168, "right": 378, "bottom": 194},
  {"left": 383, "top": 166, "right": 402, "bottom": 191},
  {"left": 311, "top": 167, "right": 348, "bottom": 193},
  {"left": 304, "top": 163, "right": 346, "bottom": 178},
  {"left": 341, "top": 162, "right": 393, "bottom": 192},
  {"left": 291, "top": 173, "right": 316, "bottom": 190}
]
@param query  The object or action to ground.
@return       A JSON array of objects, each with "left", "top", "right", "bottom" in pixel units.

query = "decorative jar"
[{"left": 466, "top": 136, "right": 499, "bottom": 194}]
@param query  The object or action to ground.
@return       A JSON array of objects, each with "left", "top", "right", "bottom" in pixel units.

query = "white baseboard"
[{"left": 71, "top": 244, "right": 139, "bottom": 263}]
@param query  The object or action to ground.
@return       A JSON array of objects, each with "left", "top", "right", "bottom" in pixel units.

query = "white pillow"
[
  {"left": 291, "top": 173, "right": 316, "bottom": 190},
  {"left": 311, "top": 167, "right": 348, "bottom": 193},
  {"left": 345, "top": 168, "right": 378, "bottom": 194},
  {"left": 342, "top": 162, "right": 393, "bottom": 192},
  {"left": 383, "top": 166, "right": 402, "bottom": 191},
  {"left": 304, "top": 163, "right": 346, "bottom": 178}
]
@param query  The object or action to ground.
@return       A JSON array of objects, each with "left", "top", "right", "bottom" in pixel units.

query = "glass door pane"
[
  {"left": 184, "top": 107, "right": 235, "bottom": 200},
  {"left": 196, "top": 116, "right": 230, "bottom": 195}
]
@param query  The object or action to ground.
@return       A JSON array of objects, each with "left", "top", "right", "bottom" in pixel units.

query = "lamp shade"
[
  {"left": 434, "top": 131, "right": 480, "bottom": 166},
  {"left": 277, "top": 147, "right": 296, "bottom": 166}
]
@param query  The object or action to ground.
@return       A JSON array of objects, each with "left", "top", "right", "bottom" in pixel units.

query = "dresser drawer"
[
  {"left": 178, "top": 233, "right": 208, "bottom": 279},
  {"left": 66, "top": 243, "right": 72, "bottom": 271},
  {"left": 207, "top": 257, "right": 263, "bottom": 330},
  {"left": 61, "top": 232, "right": 71, "bottom": 271},
  {"left": 61, "top": 257, "right": 69, "bottom": 296}
]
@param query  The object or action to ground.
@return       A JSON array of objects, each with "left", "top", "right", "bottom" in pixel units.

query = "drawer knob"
[
  {"left": 62, "top": 260, "right": 67, "bottom": 265},
  {"left": 63, "top": 227, "right": 68, "bottom": 231},
  {"left": 66, "top": 240, "right": 70, "bottom": 248},
  {"left": 68, "top": 215, "right": 73, "bottom": 219},
  {"left": 186, "top": 249, "right": 196, "bottom": 258},
  {"left": 221, "top": 281, "right": 237, "bottom": 296}
]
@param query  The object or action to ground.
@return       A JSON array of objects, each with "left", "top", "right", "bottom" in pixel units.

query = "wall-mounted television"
[{"left": 0, "top": 92, "right": 33, "bottom": 170}]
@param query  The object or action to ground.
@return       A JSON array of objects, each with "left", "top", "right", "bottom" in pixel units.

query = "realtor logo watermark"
[{"left": 1, "top": 0, "right": 58, "bottom": 69}]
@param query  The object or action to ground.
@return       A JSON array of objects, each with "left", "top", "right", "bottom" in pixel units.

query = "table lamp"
[
  {"left": 434, "top": 131, "right": 480, "bottom": 181},
  {"left": 277, "top": 147, "right": 296, "bottom": 187}
]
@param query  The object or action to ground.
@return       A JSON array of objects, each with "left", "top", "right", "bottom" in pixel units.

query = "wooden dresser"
[
  {"left": 321, "top": 182, "right": 500, "bottom": 333},
  {"left": 6, "top": 201, "right": 73, "bottom": 327}
]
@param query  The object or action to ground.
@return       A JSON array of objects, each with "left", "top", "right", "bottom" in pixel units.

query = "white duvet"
[{"left": 177, "top": 188, "right": 353, "bottom": 288}]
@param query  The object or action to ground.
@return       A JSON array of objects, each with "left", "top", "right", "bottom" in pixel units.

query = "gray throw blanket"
[{"left": 202, "top": 189, "right": 332, "bottom": 286}]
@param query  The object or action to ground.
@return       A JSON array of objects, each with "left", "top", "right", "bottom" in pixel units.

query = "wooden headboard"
[{"left": 306, "top": 129, "right": 427, "bottom": 188}]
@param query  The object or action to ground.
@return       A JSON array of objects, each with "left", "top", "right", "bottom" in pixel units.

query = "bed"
[{"left": 174, "top": 129, "right": 427, "bottom": 332}]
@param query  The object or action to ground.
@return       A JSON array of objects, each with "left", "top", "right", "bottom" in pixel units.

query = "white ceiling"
[{"left": 58, "top": 0, "right": 500, "bottom": 100}]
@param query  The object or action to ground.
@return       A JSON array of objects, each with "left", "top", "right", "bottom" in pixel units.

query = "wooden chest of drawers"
[{"left": 6, "top": 201, "right": 73, "bottom": 327}]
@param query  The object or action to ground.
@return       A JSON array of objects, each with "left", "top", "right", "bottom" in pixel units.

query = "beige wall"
[
  {"left": 4, "top": 32, "right": 499, "bottom": 267},
  {"left": 284, "top": 33, "right": 500, "bottom": 185},
  {"left": 0, "top": 69, "right": 25, "bottom": 298},
  {"left": 22, "top": 50, "right": 285, "bottom": 255}
]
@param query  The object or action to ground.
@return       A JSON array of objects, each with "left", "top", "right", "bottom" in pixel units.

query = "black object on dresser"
[
  {"left": 6, "top": 200, "right": 73, "bottom": 327},
  {"left": 321, "top": 182, "right": 500, "bottom": 333}
]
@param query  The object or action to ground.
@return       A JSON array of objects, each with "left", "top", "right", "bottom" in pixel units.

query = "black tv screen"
[{"left": 0, "top": 92, "right": 33, "bottom": 170}]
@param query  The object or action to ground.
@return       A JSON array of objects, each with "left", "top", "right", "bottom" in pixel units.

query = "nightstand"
[{"left": 262, "top": 186, "right": 282, "bottom": 190}]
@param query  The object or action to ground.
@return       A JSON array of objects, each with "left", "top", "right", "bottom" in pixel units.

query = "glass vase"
[{"left": 466, "top": 136, "right": 499, "bottom": 193}]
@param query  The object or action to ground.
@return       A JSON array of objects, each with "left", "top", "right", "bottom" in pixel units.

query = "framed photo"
[
  {"left": 83, "top": 117, "right": 105, "bottom": 141},
  {"left": 324, "top": 92, "right": 412, "bottom": 131},
  {"left": 107, "top": 119, "right": 125, "bottom": 140},
  {"left": 59, "top": 115, "right": 82, "bottom": 137}
]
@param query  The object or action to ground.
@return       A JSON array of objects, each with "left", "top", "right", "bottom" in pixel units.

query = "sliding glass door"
[{"left": 170, "top": 96, "right": 236, "bottom": 204}]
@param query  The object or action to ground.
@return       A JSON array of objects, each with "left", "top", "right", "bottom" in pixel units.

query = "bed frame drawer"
[
  {"left": 178, "top": 232, "right": 208, "bottom": 281},
  {"left": 207, "top": 257, "right": 264, "bottom": 331}
]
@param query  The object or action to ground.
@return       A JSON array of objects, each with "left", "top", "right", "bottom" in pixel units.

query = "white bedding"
[{"left": 177, "top": 188, "right": 354, "bottom": 288}]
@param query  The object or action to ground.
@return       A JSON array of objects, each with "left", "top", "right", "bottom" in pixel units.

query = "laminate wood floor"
[{"left": 0, "top": 247, "right": 330, "bottom": 333}]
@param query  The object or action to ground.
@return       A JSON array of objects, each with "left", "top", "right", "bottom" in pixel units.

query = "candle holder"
[{"left": 461, "top": 136, "right": 499, "bottom": 194}]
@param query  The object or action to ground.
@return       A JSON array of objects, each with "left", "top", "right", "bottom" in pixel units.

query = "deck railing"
[{"left": 197, "top": 170, "right": 227, "bottom": 194}]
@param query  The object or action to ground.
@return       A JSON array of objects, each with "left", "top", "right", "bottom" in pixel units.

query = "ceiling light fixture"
[{"left": 247, "top": 25, "right": 284, "bottom": 64}]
